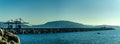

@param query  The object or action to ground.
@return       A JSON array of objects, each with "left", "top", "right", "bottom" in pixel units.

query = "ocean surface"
[{"left": 18, "top": 29, "right": 120, "bottom": 44}]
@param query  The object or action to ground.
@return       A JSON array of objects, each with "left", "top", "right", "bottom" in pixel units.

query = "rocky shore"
[{"left": 0, "top": 29, "right": 20, "bottom": 44}]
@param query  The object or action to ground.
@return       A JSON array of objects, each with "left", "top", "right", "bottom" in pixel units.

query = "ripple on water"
[{"left": 18, "top": 30, "right": 120, "bottom": 44}]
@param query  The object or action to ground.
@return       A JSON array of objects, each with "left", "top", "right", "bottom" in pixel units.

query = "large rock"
[{"left": 0, "top": 29, "right": 20, "bottom": 44}]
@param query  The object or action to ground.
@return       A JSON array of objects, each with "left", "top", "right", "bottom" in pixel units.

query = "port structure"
[{"left": 3, "top": 18, "right": 29, "bottom": 29}]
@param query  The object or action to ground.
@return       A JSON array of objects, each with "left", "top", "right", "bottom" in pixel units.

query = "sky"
[{"left": 0, "top": 0, "right": 120, "bottom": 25}]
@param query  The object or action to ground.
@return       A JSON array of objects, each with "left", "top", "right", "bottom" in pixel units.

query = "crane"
[{"left": 3, "top": 18, "right": 29, "bottom": 29}]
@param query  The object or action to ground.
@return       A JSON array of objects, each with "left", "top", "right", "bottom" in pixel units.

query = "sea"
[{"left": 18, "top": 29, "right": 120, "bottom": 44}]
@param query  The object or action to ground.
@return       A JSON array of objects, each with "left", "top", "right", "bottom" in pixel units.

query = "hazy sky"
[{"left": 0, "top": 0, "right": 120, "bottom": 25}]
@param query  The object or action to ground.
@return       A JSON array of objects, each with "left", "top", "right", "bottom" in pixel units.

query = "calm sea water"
[{"left": 18, "top": 29, "right": 120, "bottom": 44}]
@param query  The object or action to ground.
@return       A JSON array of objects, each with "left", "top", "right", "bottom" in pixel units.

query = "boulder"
[{"left": 0, "top": 29, "right": 20, "bottom": 44}]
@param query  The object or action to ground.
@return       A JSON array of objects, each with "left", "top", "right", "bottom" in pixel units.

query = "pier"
[{"left": 2, "top": 28, "right": 114, "bottom": 34}]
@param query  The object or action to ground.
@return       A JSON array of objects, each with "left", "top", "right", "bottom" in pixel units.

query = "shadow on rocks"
[{"left": 0, "top": 29, "right": 20, "bottom": 44}]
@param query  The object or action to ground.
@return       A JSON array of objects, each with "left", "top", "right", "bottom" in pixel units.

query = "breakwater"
[{"left": 2, "top": 28, "right": 114, "bottom": 34}]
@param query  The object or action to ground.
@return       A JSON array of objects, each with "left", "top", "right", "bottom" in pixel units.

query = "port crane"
[{"left": 3, "top": 18, "right": 29, "bottom": 29}]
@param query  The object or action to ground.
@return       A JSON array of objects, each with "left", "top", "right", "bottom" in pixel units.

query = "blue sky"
[{"left": 0, "top": 0, "right": 120, "bottom": 25}]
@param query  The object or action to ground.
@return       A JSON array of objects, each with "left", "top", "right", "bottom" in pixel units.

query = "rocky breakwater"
[{"left": 0, "top": 29, "right": 20, "bottom": 44}]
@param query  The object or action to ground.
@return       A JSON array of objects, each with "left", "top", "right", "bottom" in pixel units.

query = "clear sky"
[{"left": 0, "top": 0, "right": 120, "bottom": 25}]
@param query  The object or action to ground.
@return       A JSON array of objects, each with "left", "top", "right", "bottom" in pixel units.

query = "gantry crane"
[{"left": 3, "top": 18, "right": 29, "bottom": 29}]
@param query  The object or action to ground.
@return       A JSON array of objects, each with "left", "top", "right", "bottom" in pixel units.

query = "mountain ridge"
[{"left": 0, "top": 20, "right": 119, "bottom": 29}]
